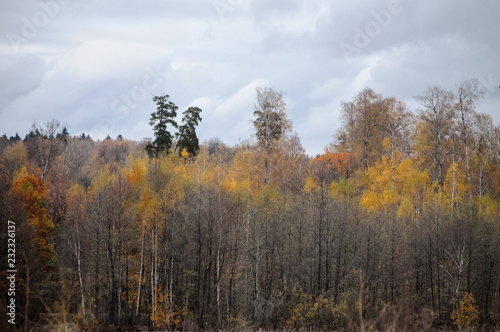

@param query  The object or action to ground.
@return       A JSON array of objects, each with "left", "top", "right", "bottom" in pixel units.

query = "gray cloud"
[{"left": 1, "top": 0, "right": 499, "bottom": 155}]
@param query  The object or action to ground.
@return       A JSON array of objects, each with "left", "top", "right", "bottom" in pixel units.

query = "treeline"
[{"left": 1, "top": 80, "right": 500, "bottom": 331}]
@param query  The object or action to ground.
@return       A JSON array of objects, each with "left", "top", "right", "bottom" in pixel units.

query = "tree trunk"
[
  {"left": 24, "top": 261, "right": 30, "bottom": 332},
  {"left": 107, "top": 221, "right": 117, "bottom": 324},
  {"left": 136, "top": 226, "right": 145, "bottom": 318},
  {"left": 75, "top": 235, "right": 86, "bottom": 318}
]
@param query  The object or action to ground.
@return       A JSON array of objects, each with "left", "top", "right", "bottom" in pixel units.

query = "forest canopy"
[{"left": 1, "top": 80, "right": 500, "bottom": 331}]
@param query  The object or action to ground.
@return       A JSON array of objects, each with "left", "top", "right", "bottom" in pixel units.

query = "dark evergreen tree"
[
  {"left": 24, "top": 129, "right": 40, "bottom": 141},
  {"left": 176, "top": 106, "right": 202, "bottom": 157},
  {"left": 57, "top": 127, "right": 70, "bottom": 144},
  {"left": 9, "top": 132, "right": 21, "bottom": 141},
  {"left": 146, "top": 95, "right": 179, "bottom": 158}
]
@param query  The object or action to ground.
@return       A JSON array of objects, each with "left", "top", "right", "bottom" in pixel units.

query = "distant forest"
[{"left": 1, "top": 79, "right": 500, "bottom": 331}]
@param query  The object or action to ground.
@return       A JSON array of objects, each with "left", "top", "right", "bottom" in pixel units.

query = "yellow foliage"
[
  {"left": 123, "top": 154, "right": 148, "bottom": 188},
  {"left": 67, "top": 184, "right": 86, "bottom": 215},
  {"left": 222, "top": 148, "right": 258, "bottom": 198},
  {"left": 397, "top": 159, "right": 431, "bottom": 220},
  {"left": 137, "top": 186, "right": 163, "bottom": 228},
  {"left": 361, "top": 191, "right": 380, "bottom": 211},
  {"left": 199, "top": 169, "right": 213, "bottom": 185},
  {"left": 360, "top": 155, "right": 395, "bottom": 211},
  {"left": 150, "top": 286, "right": 186, "bottom": 329},
  {"left": 163, "top": 177, "right": 185, "bottom": 210},
  {"left": 157, "top": 153, "right": 177, "bottom": 175},
  {"left": 3, "top": 141, "right": 28, "bottom": 178},
  {"left": 303, "top": 177, "right": 320, "bottom": 194},
  {"left": 256, "top": 183, "right": 281, "bottom": 212},
  {"left": 88, "top": 166, "right": 113, "bottom": 195},
  {"left": 451, "top": 292, "right": 479, "bottom": 330},
  {"left": 180, "top": 147, "right": 190, "bottom": 159},
  {"left": 174, "top": 162, "right": 188, "bottom": 182},
  {"left": 478, "top": 193, "right": 499, "bottom": 220},
  {"left": 193, "top": 146, "right": 215, "bottom": 186},
  {"left": 382, "top": 137, "right": 392, "bottom": 154},
  {"left": 443, "top": 162, "right": 468, "bottom": 211},
  {"left": 70, "top": 183, "right": 86, "bottom": 199},
  {"left": 287, "top": 292, "right": 346, "bottom": 330},
  {"left": 360, "top": 154, "right": 431, "bottom": 219},
  {"left": 329, "top": 177, "right": 356, "bottom": 200},
  {"left": 13, "top": 165, "right": 28, "bottom": 183},
  {"left": 414, "top": 121, "right": 433, "bottom": 167},
  {"left": 223, "top": 179, "right": 240, "bottom": 194}
]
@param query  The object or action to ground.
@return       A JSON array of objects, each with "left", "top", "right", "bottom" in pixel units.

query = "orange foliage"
[
  {"left": 310, "top": 149, "right": 360, "bottom": 187},
  {"left": 12, "top": 173, "right": 55, "bottom": 259},
  {"left": 123, "top": 155, "right": 148, "bottom": 188}
]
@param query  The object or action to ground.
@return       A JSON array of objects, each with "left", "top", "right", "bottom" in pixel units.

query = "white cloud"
[{"left": 195, "top": 78, "right": 270, "bottom": 143}]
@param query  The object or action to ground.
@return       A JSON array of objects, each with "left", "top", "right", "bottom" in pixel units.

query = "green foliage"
[
  {"left": 330, "top": 177, "right": 356, "bottom": 200},
  {"left": 146, "top": 94, "right": 178, "bottom": 158},
  {"left": 57, "top": 127, "right": 70, "bottom": 143},
  {"left": 176, "top": 106, "right": 202, "bottom": 157}
]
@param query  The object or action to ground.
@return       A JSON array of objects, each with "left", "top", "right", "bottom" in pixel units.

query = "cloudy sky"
[{"left": 1, "top": 0, "right": 499, "bottom": 155}]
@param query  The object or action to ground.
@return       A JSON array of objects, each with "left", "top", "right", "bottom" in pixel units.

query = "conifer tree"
[
  {"left": 146, "top": 94, "right": 178, "bottom": 158},
  {"left": 176, "top": 106, "right": 202, "bottom": 157}
]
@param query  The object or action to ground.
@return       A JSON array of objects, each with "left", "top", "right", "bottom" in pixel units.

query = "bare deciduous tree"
[
  {"left": 416, "top": 86, "right": 456, "bottom": 185},
  {"left": 253, "top": 87, "right": 291, "bottom": 184}
]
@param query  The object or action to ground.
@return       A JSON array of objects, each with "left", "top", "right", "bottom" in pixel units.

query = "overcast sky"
[{"left": 1, "top": 0, "right": 499, "bottom": 156}]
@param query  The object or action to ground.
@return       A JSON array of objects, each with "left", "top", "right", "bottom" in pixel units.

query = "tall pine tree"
[
  {"left": 146, "top": 95, "right": 178, "bottom": 158},
  {"left": 176, "top": 106, "right": 202, "bottom": 157}
]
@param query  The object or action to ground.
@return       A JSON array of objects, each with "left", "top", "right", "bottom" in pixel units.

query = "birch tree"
[
  {"left": 253, "top": 87, "right": 291, "bottom": 184},
  {"left": 456, "top": 79, "right": 483, "bottom": 184},
  {"left": 416, "top": 86, "right": 456, "bottom": 186}
]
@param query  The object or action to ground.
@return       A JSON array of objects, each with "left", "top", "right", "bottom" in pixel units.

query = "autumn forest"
[{"left": 1, "top": 80, "right": 500, "bottom": 331}]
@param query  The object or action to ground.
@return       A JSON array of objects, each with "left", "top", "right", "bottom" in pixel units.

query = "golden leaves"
[
  {"left": 12, "top": 173, "right": 55, "bottom": 259},
  {"left": 360, "top": 154, "right": 431, "bottom": 219},
  {"left": 123, "top": 155, "right": 148, "bottom": 188},
  {"left": 303, "top": 177, "right": 319, "bottom": 194},
  {"left": 137, "top": 186, "right": 163, "bottom": 228},
  {"left": 451, "top": 292, "right": 479, "bottom": 330},
  {"left": 443, "top": 162, "right": 468, "bottom": 211}
]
